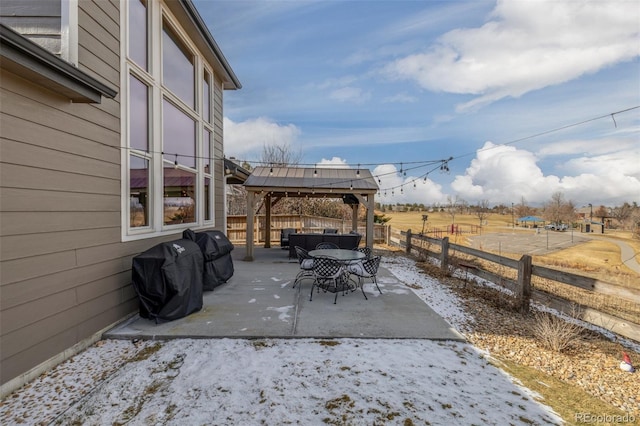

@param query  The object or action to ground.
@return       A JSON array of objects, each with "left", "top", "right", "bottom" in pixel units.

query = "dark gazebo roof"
[{"left": 243, "top": 166, "right": 378, "bottom": 198}]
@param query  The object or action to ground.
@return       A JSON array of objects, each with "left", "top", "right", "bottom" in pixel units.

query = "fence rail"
[
  {"left": 389, "top": 228, "right": 640, "bottom": 343},
  {"left": 227, "top": 214, "right": 387, "bottom": 245}
]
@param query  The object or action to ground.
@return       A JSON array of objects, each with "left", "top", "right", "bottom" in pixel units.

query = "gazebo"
[
  {"left": 242, "top": 166, "right": 379, "bottom": 260},
  {"left": 517, "top": 216, "right": 545, "bottom": 227}
]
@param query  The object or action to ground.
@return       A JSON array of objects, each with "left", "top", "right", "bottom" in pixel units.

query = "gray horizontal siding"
[{"left": 0, "top": 0, "right": 62, "bottom": 54}]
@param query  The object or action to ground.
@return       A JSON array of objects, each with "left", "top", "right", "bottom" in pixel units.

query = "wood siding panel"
[
  {"left": 0, "top": 112, "right": 117, "bottom": 163},
  {"left": 0, "top": 16, "right": 60, "bottom": 34},
  {"left": 1, "top": 140, "right": 119, "bottom": 182},
  {"left": 77, "top": 4, "right": 119, "bottom": 88},
  {"left": 0, "top": 0, "right": 61, "bottom": 16},
  {"left": 1, "top": 211, "right": 120, "bottom": 237},
  {"left": 1, "top": 187, "right": 120, "bottom": 212},
  {"left": 1, "top": 228, "right": 121, "bottom": 262},
  {"left": 0, "top": 251, "right": 77, "bottom": 287},
  {"left": 1, "top": 258, "right": 125, "bottom": 309},
  {"left": 2, "top": 84, "right": 120, "bottom": 143},
  {"left": 0, "top": 0, "right": 62, "bottom": 54},
  {"left": 76, "top": 271, "right": 131, "bottom": 304},
  {"left": 1, "top": 289, "right": 77, "bottom": 336},
  {"left": 1, "top": 163, "right": 119, "bottom": 195}
]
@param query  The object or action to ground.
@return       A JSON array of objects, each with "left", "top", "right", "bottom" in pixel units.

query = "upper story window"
[
  {"left": 123, "top": 0, "right": 215, "bottom": 240},
  {"left": 162, "top": 22, "right": 194, "bottom": 109},
  {"left": 128, "top": 0, "right": 148, "bottom": 70}
]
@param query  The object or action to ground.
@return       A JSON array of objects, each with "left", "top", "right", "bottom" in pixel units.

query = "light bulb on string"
[{"left": 174, "top": 154, "right": 178, "bottom": 169}]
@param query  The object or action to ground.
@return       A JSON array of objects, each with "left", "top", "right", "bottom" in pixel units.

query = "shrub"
[{"left": 532, "top": 307, "right": 584, "bottom": 353}]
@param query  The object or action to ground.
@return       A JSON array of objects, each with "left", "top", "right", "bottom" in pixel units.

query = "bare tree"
[
  {"left": 262, "top": 142, "right": 302, "bottom": 167},
  {"left": 475, "top": 199, "right": 490, "bottom": 227},
  {"left": 445, "top": 195, "right": 463, "bottom": 225},
  {"left": 542, "top": 192, "right": 576, "bottom": 225},
  {"left": 514, "top": 196, "right": 536, "bottom": 218},
  {"left": 611, "top": 202, "right": 635, "bottom": 230}
]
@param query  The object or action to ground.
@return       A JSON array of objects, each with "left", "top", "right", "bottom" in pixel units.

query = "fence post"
[
  {"left": 516, "top": 255, "right": 532, "bottom": 313},
  {"left": 440, "top": 237, "right": 449, "bottom": 274},
  {"left": 406, "top": 229, "right": 412, "bottom": 254}
]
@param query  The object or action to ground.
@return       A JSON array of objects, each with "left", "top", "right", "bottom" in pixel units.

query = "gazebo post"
[
  {"left": 264, "top": 193, "right": 272, "bottom": 248},
  {"left": 245, "top": 190, "right": 255, "bottom": 261},
  {"left": 366, "top": 194, "right": 374, "bottom": 248},
  {"left": 351, "top": 204, "right": 358, "bottom": 232}
]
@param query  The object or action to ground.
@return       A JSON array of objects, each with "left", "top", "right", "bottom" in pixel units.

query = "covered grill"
[
  {"left": 193, "top": 230, "right": 235, "bottom": 291},
  {"left": 131, "top": 238, "right": 204, "bottom": 323}
]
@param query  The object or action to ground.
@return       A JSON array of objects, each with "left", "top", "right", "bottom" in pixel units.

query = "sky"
[
  {"left": 1, "top": 256, "right": 570, "bottom": 425},
  {"left": 193, "top": 0, "right": 640, "bottom": 207}
]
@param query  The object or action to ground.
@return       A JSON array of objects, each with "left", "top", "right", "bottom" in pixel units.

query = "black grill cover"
[
  {"left": 194, "top": 231, "right": 234, "bottom": 290},
  {"left": 132, "top": 238, "right": 204, "bottom": 323}
]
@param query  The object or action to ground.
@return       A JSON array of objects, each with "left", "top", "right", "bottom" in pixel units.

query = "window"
[
  {"left": 129, "top": 0, "right": 147, "bottom": 70},
  {"left": 162, "top": 22, "right": 194, "bottom": 108},
  {"left": 122, "top": 1, "right": 215, "bottom": 239}
]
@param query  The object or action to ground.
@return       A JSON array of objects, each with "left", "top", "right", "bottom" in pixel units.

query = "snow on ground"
[{"left": 0, "top": 255, "right": 563, "bottom": 425}]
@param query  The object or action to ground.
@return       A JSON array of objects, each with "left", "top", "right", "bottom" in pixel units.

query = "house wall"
[
  {"left": 0, "top": 0, "right": 62, "bottom": 54},
  {"left": 0, "top": 0, "right": 228, "bottom": 391}
]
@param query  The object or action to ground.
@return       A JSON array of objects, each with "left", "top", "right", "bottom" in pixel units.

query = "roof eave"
[
  {"left": 0, "top": 23, "right": 117, "bottom": 103},
  {"left": 179, "top": 0, "right": 242, "bottom": 90}
]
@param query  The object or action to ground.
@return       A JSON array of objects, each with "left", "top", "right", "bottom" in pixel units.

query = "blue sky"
[{"left": 193, "top": 0, "right": 640, "bottom": 207}]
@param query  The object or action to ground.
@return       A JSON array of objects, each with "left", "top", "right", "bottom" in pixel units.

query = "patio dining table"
[{"left": 308, "top": 249, "right": 366, "bottom": 263}]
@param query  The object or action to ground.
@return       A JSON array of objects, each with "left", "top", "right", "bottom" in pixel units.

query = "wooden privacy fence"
[
  {"left": 227, "top": 214, "right": 387, "bottom": 245},
  {"left": 389, "top": 228, "right": 640, "bottom": 343}
]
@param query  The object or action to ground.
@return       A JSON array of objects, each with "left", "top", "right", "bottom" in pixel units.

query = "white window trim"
[{"left": 121, "top": 0, "right": 216, "bottom": 242}]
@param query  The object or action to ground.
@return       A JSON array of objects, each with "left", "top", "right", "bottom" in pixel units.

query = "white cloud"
[
  {"left": 450, "top": 142, "right": 640, "bottom": 205},
  {"left": 224, "top": 117, "right": 301, "bottom": 158},
  {"left": 329, "top": 86, "right": 372, "bottom": 104},
  {"left": 374, "top": 164, "right": 446, "bottom": 205},
  {"left": 317, "top": 157, "right": 349, "bottom": 167},
  {"left": 383, "top": 0, "right": 640, "bottom": 111}
]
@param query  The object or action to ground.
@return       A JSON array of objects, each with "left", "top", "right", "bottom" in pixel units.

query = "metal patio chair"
[
  {"left": 310, "top": 256, "right": 349, "bottom": 304},
  {"left": 293, "top": 246, "right": 314, "bottom": 288},
  {"left": 315, "top": 242, "right": 339, "bottom": 250},
  {"left": 347, "top": 255, "right": 382, "bottom": 299}
]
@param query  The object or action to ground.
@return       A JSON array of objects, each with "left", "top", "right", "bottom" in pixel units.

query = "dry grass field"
[{"left": 382, "top": 210, "right": 640, "bottom": 289}]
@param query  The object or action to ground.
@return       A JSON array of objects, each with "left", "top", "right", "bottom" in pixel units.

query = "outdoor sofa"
[{"left": 288, "top": 232, "right": 361, "bottom": 258}]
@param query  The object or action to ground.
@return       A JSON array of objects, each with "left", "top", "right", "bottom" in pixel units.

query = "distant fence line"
[
  {"left": 388, "top": 228, "right": 640, "bottom": 343},
  {"left": 227, "top": 214, "right": 387, "bottom": 245}
]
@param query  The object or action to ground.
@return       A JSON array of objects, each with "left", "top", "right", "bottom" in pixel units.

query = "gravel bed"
[{"left": 420, "top": 260, "right": 640, "bottom": 416}]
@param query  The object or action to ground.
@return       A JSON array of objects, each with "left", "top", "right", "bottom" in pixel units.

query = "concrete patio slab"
[{"left": 104, "top": 247, "right": 464, "bottom": 341}]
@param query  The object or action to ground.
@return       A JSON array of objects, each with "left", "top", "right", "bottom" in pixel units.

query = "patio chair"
[
  {"left": 315, "top": 242, "right": 339, "bottom": 250},
  {"left": 293, "top": 246, "right": 314, "bottom": 288},
  {"left": 280, "top": 228, "right": 295, "bottom": 249},
  {"left": 347, "top": 255, "right": 382, "bottom": 299},
  {"left": 353, "top": 246, "right": 372, "bottom": 259},
  {"left": 310, "top": 256, "right": 349, "bottom": 304}
]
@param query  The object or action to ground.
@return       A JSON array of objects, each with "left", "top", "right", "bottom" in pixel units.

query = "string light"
[{"left": 174, "top": 154, "right": 178, "bottom": 169}]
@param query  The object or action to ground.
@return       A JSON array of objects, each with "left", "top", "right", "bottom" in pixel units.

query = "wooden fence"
[
  {"left": 388, "top": 228, "right": 640, "bottom": 343},
  {"left": 227, "top": 214, "right": 387, "bottom": 245}
]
